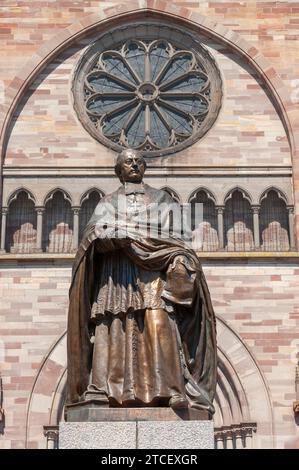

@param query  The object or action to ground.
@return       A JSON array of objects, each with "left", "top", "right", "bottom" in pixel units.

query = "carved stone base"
[{"left": 61, "top": 405, "right": 213, "bottom": 449}]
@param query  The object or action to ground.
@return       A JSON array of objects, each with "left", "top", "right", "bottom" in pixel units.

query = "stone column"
[
  {"left": 252, "top": 205, "right": 260, "bottom": 250},
  {"left": 72, "top": 207, "right": 80, "bottom": 251},
  {"left": 216, "top": 206, "right": 224, "bottom": 250},
  {"left": 234, "top": 427, "right": 244, "bottom": 449},
  {"left": 0, "top": 207, "right": 8, "bottom": 253},
  {"left": 35, "top": 207, "right": 45, "bottom": 253},
  {"left": 287, "top": 206, "right": 296, "bottom": 249},
  {"left": 241, "top": 423, "right": 256, "bottom": 449},
  {"left": 215, "top": 433, "right": 224, "bottom": 449},
  {"left": 225, "top": 429, "right": 234, "bottom": 449},
  {"left": 43, "top": 426, "right": 59, "bottom": 449}
]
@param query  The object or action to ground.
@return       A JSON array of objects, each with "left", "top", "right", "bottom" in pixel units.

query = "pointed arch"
[
  {"left": 79, "top": 187, "right": 105, "bottom": 206},
  {"left": 43, "top": 188, "right": 72, "bottom": 207},
  {"left": 6, "top": 187, "right": 36, "bottom": 207},
  {"left": 25, "top": 317, "right": 274, "bottom": 448},
  {"left": 160, "top": 186, "right": 180, "bottom": 203},
  {"left": 1, "top": 3, "right": 295, "bottom": 161},
  {"left": 259, "top": 188, "right": 291, "bottom": 251},
  {"left": 188, "top": 186, "right": 217, "bottom": 205},
  {"left": 189, "top": 187, "right": 219, "bottom": 251},
  {"left": 6, "top": 189, "right": 37, "bottom": 253},
  {"left": 259, "top": 186, "right": 289, "bottom": 205},
  {"left": 0, "top": 3, "right": 297, "bottom": 250},
  {"left": 224, "top": 187, "right": 252, "bottom": 205},
  {"left": 224, "top": 188, "right": 254, "bottom": 251},
  {"left": 43, "top": 189, "right": 73, "bottom": 253},
  {"left": 79, "top": 188, "right": 105, "bottom": 241}
]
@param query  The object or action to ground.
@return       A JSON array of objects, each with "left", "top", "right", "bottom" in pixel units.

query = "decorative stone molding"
[
  {"left": 0, "top": 2, "right": 298, "bottom": 246},
  {"left": 72, "top": 24, "right": 222, "bottom": 157},
  {"left": 25, "top": 317, "right": 274, "bottom": 448},
  {"left": 7, "top": 188, "right": 36, "bottom": 207},
  {"left": 43, "top": 425, "right": 59, "bottom": 449},
  {"left": 214, "top": 422, "right": 257, "bottom": 449}
]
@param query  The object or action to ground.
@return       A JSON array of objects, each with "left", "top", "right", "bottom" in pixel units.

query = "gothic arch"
[
  {"left": 160, "top": 186, "right": 181, "bottom": 203},
  {"left": 224, "top": 187, "right": 252, "bottom": 205},
  {"left": 43, "top": 188, "right": 72, "bottom": 206},
  {"left": 1, "top": 2, "right": 298, "bottom": 243},
  {"left": 80, "top": 188, "right": 105, "bottom": 206},
  {"left": 25, "top": 317, "right": 275, "bottom": 448},
  {"left": 259, "top": 186, "right": 289, "bottom": 205},
  {"left": 188, "top": 187, "right": 217, "bottom": 205},
  {"left": 6, "top": 187, "right": 36, "bottom": 207},
  {"left": 0, "top": 3, "right": 295, "bottom": 160}
]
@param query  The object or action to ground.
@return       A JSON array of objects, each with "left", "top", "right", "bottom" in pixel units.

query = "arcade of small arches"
[{"left": 0, "top": 185, "right": 295, "bottom": 254}]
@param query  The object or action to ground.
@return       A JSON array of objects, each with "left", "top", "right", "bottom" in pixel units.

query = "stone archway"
[
  {"left": 1, "top": 2, "right": 298, "bottom": 244},
  {"left": 25, "top": 317, "right": 274, "bottom": 449}
]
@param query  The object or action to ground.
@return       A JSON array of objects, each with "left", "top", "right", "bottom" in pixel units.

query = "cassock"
[{"left": 67, "top": 182, "right": 217, "bottom": 413}]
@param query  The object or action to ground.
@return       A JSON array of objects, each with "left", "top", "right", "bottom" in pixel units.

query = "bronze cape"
[{"left": 67, "top": 185, "right": 217, "bottom": 413}]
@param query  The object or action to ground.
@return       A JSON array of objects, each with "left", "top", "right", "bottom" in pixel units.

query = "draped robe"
[{"left": 67, "top": 183, "right": 217, "bottom": 413}]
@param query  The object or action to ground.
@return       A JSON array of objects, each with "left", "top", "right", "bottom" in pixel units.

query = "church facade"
[{"left": 0, "top": 0, "right": 298, "bottom": 448}]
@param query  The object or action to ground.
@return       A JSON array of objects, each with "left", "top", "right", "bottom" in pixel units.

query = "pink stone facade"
[{"left": 0, "top": 0, "right": 299, "bottom": 448}]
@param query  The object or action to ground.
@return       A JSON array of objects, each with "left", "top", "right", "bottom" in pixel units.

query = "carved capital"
[
  {"left": 293, "top": 400, "right": 299, "bottom": 416},
  {"left": 35, "top": 206, "right": 45, "bottom": 215},
  {"left": 241, "top": 422, "right": 257, "bottom": 437},
  {"left": 252, "top": 205, "right": 260, "bottom": 214},
  {"left": 1, "top": 207, "right": 8, "bottom": 216},
  {"left": 72, "top": 206, "right": 81, "bottom": 215},
  {"left": 216, "top": 206, "right": 225, "bottom": 214},
  {"left": 287, "top": 206, "right": 294, "bottom": 215},
  {"left": 43, "top": 425, "right": 59, "bottom": 448}
]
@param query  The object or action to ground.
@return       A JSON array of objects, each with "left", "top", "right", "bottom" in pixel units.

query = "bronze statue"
[{"left": 67, "top": 149, "right": 217, "bottom": 414}]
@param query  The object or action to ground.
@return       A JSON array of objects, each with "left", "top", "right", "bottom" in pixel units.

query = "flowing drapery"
[{"left": 67, "top": 184, "right": 217, "bottom": 413}]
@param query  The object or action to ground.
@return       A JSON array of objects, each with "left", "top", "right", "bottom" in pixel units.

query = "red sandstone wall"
[
  {"left": 0, "top": 261, "right": 298, "bottom": 448},
  {"left": 0, "top": 0, "right": 299, "bottom": 450},
  {"left": 1, "top": 0, "right": 296, "bottom": 168},
  {"left": 1, "top": 1, "right": 298, "bottom": 90},
  {"left": 0, "top": 263, "right": 70, "bottom": 448},
  {"left": 4, "top": 39, "right": 290, "bottom": 168}
]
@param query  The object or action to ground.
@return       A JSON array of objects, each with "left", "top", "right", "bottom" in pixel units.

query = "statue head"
[{"left": 114, "top": 148, "right": 147, "bottom": 184}]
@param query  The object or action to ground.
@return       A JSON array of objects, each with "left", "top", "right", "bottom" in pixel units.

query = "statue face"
[{"left": 118, "top": 151, "right": 146, "bottom": 183}]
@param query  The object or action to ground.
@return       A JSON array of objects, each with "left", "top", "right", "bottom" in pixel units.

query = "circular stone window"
[{"left": 73, "top": 24, "right": 222, "bottom": 157}]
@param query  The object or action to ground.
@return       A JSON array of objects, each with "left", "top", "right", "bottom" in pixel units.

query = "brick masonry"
[
  {"left": 3, "top": 19, "right": 291, "bottom": 168},
  {"left": 0, "top": 260, "right": 298, "bottom": 448},
  {"left": 0, "top": 0, "right": 299, "bottom": 449}
]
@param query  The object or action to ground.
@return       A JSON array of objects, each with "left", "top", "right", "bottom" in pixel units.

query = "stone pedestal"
[{"left": 59, "top": 406, "right": 214, "bottom": 449}]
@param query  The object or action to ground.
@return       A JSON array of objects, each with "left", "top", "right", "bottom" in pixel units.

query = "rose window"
[{"left": 73, "top": 28, "right": 222, "bottom": 157}]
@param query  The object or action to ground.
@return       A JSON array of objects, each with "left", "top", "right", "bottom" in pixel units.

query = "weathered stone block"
[
  {"left": 59, "top": 422, "right": 137, "bottom": 449},
  {"left": 59, "top": 420, "right": 214, "bottom": 449}
]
